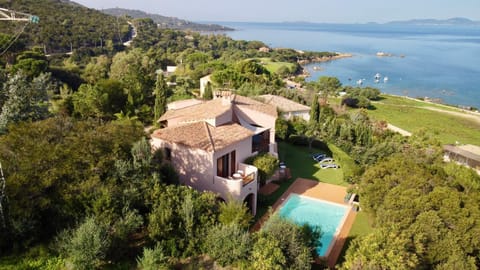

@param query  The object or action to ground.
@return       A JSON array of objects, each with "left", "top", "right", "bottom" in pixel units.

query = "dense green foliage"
[
  {"left": 2, "top": 1, "right": 479, "bottom": 268},
  {"left": 0, "top": 117, "right": 144, "bottom": 250},
  {"left": 0, "top": 0, "right": 130, "bottom": 53},
  {"left": 342, "top": 86, "right": 381, "bottom": 108},
  {"left": 342, "top": 153, "right": 480, "bottom": 269},
  {"left": 204, "top": 223, "right": 251, "bottom": 267},
  {"left": 0, "top": 72, "right": 51, "bottom": 133},
  {"left": 254, "top": 214, "right": 320, "bottom": 270}
]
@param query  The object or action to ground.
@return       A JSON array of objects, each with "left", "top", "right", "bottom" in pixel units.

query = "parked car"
[
  {"left": 319, "top": 158, "right": 334, "bottom": 163},
  {"left": 320, "top": 163, "right": 340, "bottom": 169},
  {"left": 311, "top": 153, "right": 326, "bottom": 162}
]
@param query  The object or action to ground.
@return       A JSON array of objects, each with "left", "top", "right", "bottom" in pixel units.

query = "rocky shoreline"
[
  {"left": 297, "top": 53, "right": 353, "bottom": 65},
  {"left": 298, "top": 53, "right": 353, "bottom": 78}
]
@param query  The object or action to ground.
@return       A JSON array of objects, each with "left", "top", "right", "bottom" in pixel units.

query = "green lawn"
[
  {"left": 277, "top": 141, "right": 349, "bottom": 186},
  {"left": 343, "top": 94, "right": 480, "bottom": 145},
  {"left": 255, "top": 57, "right": 296, "bottom": 74},
  {"left": 370, "top": 105, "right": 480, "bottom": 145},
  {"left": 256, "top": 141, "right": 351, "bottom": 219}
]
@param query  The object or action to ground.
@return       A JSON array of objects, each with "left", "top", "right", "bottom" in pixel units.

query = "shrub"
[
  {"left": 203, "top": 223, "right": 251, "bottom": 267},
  {"left": 137, "top": 244, "right": 172, "bottom": 270},
  {"left": 275, "top": 116, "right": 290, "bottom": 140},
  {"left": 218, "top": 199, "right": 253, "bottom": 230},
  {"left": 253, "top": 214, "right": 317, "bottom": 270},
  {"left": 244, "top": 153, "right": 279, "bottom": 185},
  {"left": 57, "top": 216, "right": 110, "bottom": 270},
  {"left": 341, "top": 97, "right": 359, "bottom": 108}
]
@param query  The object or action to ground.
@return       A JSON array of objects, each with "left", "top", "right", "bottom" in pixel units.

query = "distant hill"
[
  {"left": 0, "top": 0, "right": 130, "bottom": 53},
  {"left": 387, "top": 17, "right": 480, "bottom": 26},
  {"left": 102, "top": 8, "right": 234, "bottom": 31}
]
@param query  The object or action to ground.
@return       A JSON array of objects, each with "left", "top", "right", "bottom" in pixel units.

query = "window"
[
  {"left": 230, "top": 150, "right": 236, "bottom": 175},
  {"left": 217, "top": 153, "right": 229, "bottom": 178},
  {"left": 217, "top": 150, "right": 236, "bottom": 178},
  {"left": 252, "top": 131, "right": 270, "bottom": 153}
]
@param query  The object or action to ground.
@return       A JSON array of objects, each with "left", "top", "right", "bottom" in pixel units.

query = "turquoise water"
[
  {"left": 278, "top": 193, "right": 349, "bottom": 256},
  {"left": 220, "top": 22, "right": 480, "bottom": 108}
]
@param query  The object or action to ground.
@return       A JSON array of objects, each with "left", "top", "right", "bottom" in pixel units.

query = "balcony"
[{"left": 214, "top": 163, "right": 258, "bottom": 199}]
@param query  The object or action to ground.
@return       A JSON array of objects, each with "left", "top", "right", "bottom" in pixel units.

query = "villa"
[
  {"left": 259, "top": 94, "right": 311, "bottom": 121},
  {"left": 150, "top": 92, "right": 278, "bottom": 214}
]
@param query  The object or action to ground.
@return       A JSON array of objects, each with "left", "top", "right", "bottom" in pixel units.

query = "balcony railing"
[{"left": 214, "top": 163, "right": 258, "bottom": 198}]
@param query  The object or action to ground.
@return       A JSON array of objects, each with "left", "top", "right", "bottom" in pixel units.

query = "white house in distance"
[
  {"left": 260, "top": 94, "right": 311, "bottom": 121},
  {"left": 150, "top": 91, "right": 278, "bottom": 214},
  {"left": 166, "top": 66, "right": 177, "bottom": 75},
  {"left": 199, "top": 74, "right": 212, "bottom": 97}
]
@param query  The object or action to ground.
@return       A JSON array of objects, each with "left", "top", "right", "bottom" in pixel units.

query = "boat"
[
  {"left": 356, "top": 79, "right": 363, "bottom": 85},
  {"left": 376, "top": 52, "right": 393, "bottom": 57},
  {"left": 374, "top": 73, "right": 381, "bottom": 80},
  {"left": 384, "top": 76, "right": 389, "bottom": 82}
]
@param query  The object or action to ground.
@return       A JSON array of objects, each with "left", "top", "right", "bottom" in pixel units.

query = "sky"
[{"left": 73, "top": 0, "right": 480, "bottom": 23}]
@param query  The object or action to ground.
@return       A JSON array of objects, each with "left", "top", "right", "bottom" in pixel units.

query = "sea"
[{"left": 215, "top": 21, "right": 480, "bottom": 108}]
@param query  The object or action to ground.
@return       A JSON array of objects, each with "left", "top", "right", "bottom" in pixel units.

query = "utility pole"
[
  {"left": 0, "top": 7, "right": 39, "bottom": 23},
  {"left": 0, "top": 162, "right": 6, "bottom": 229},
  {"left": 0, "top": 7, "right": 39, "bottom": 56}
]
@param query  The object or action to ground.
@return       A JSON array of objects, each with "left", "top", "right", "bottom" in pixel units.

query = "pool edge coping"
[{"left": 276, "top": 193, "right": 352, "bottom": 258}]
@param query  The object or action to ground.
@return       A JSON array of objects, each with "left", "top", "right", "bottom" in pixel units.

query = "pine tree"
[{"left": 153, "top": 73, "right": 167, "bottom": 125}]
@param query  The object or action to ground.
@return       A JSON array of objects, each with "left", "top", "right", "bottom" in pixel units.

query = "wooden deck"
[{"left": 253, "top": 178, "right": 356, "bottom": 269}]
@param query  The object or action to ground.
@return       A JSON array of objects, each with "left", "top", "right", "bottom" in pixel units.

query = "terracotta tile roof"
[
  {"left": 158, "top": 94, "right": 277, "bottom": 123},
  {"left": 159, "top": 98, "right": 229, "bottom": 122},
  {"left": 232, "top": 95, "right": 277, "bottom": 117},
  {"left": 151, "top": 121, "right": 253, "bottom": 152},
  {"left": 259, "top": 94, "right": 310, "bottom": 112},
  {"left": 167, "top": 99, "right": 203, "bottom": 110}
]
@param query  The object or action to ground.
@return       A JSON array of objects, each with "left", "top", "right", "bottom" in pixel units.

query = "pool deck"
[{"left": 253, "top": 178, "right": 357, "bottom": 269}]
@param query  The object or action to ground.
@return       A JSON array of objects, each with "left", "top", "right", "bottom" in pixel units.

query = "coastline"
[
  {"left": 297, "top": 53, "right": 353, "bottom": 65},
  {"left": 298, "top": 53, "right": 353, "bottom": 78}
]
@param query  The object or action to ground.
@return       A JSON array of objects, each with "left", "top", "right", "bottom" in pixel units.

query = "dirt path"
[
  {"left": 387, "top": 123, "right": 411, "bottom": 136},
  {"left": 422, "top": 107, "right": 480, "bottom": 125}
]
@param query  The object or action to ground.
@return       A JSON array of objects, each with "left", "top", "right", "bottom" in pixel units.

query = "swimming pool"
[{"left": 278, "top": 193, "right": 349, "bottom": 257}]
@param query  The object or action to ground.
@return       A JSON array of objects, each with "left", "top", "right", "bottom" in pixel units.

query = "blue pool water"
[{"left": 278, "top": 193, "right": 349, "bottom": 256}]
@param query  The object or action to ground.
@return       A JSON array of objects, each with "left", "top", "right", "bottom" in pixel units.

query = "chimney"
[{"left": 221, "top": 91, "right": 233, "bottom": 106}]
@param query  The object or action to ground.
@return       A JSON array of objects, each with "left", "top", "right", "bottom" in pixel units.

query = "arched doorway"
[
  {"left": 216, "top": 196, "right": 226, "bottom": 204},
  {"left": 243, "top": 193, "right": 256, "bottom": 215}
]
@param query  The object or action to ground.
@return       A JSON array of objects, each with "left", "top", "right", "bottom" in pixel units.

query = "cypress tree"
[
  {"left": 153, "top": 73, "right": 167, "bottom": 125},
  {"left": 204, "top": 81, "right": 213, "bottom": 100},
  {"left": 309, "top": 94, "right": 320, "bottom": 123}
]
